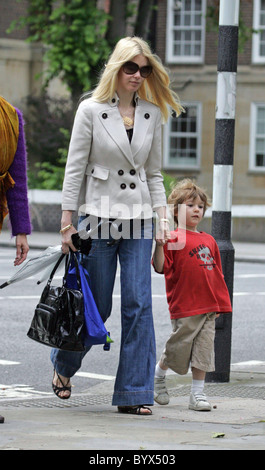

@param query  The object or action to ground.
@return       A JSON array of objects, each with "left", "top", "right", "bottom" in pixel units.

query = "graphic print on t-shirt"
[{"left": 189, "top": 244, "right": 216, "bottom": 271}]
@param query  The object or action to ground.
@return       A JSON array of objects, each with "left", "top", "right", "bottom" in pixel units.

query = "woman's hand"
[
  {"left": 14, "top": 234, "right": 29, "bottom": 266},
  {"left": 61, "top": 225, "right": 78, "bottom": 254},
  {"left": 60, "top": 211, "right": 78, "bottom": 254}
]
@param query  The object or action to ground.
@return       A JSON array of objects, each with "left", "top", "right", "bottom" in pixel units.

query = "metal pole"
[{"left": 206, "top": 0, "right": 240, "bottom": 383}]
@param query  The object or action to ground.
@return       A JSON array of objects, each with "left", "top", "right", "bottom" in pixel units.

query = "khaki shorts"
[{"left": 160, "top": 313, "right": 216, "bottom": 375}]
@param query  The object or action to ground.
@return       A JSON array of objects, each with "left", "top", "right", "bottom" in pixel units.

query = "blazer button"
[
  {"left": 130, "top": 169, "right": 136, "bottom": 175},
  {"left": 120, "top": 183, "right": 126, "bottom": 190},
  {"left": 118, "top": 169, "right": 124, "bottom": 176},
  {"left": 112, "top": 98, "right": 116, "bottom": 103},
  {"left": 144, "top": 113, "right": 150, "bottom": 119},
  {"left": 130, "top": 183, "right": 136, "bottom": 189},
  {"left": 102, "top": 113, "right": 108, "bottom": 119}
]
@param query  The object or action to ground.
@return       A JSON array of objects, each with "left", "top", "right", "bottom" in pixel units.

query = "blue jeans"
[{"left": 51, "top": 218, "right": 155, "bottom": 406}]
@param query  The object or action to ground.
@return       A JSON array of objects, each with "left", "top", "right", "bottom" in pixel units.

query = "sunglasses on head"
[{"left": 122, "top": 61, "right": 153, "bottom": 78}]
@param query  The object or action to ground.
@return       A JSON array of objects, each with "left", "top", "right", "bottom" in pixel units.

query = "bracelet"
[
  {"left": 159, "top": 218, "right": 169, "bottom": 223},
  {"left": 60, "top": 223, "right": 73, "bottom": 234}
]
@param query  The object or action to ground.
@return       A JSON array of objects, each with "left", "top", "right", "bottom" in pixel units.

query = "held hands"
[
  {"left": 155, "top": 218, "right": 170, "bottom": 246},
  {"left": 60, "top": 217, "right": 171, "bottom": 252}
]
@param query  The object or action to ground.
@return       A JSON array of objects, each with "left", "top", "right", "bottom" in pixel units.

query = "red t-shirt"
[{"left": 153, "top": 229, "right": 232, "bottom": 320}]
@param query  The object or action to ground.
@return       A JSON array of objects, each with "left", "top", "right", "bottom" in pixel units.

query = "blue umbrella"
[{"left": 65, "top": 255, "right": 113, "bottom": 349}]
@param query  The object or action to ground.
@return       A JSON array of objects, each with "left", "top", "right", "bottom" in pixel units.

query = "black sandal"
[
  {"left": 52, "top": 370, "right": 71, "bottom": 400},
  {"left": 117, "top": 405, "right": 152, "bottom": 416}
]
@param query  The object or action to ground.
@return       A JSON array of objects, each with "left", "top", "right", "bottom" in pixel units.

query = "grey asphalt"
[{"left": 0, "top": 231, "right": 265, "bottom": 450}]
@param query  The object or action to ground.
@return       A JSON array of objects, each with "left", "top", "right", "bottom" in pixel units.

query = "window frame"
[
  {"left": 252, "top": 0, "right": 265, "bottom": 64},
  {"left": 163, "top": 101, "right": 202, "bottom": 171},
  {"left": 249, "top": 102, "right": 265, "bottom": 173},
  {"left": 166, "top": 0, "right": 206, "bottom": 64}
]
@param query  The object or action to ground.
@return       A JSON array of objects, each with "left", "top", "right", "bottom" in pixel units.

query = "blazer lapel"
[
  {"left": 131, "top": 102, "right": 151, "bottom": 159},
  {"left": 98, "top": 107, "right": 134, "bottom": 167}
]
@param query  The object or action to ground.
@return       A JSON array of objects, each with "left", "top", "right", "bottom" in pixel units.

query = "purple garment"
[{"left": 6, "top": 108, "right": 31, "bottom": 236}]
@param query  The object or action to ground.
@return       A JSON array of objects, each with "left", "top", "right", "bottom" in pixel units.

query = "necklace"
[
  {"left": 122, "top": 115, "right": 134, "bottom": 127},
  {"left": 118, "top": 102, "right": 135, "bottom": 128}
]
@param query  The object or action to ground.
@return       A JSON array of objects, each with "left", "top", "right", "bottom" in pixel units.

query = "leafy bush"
[
  {"left": 23, "top": 94, "right": 73, "bottom": 189},
  {"left": 162, "top": 171, "right": 177, "bottom": 198}
]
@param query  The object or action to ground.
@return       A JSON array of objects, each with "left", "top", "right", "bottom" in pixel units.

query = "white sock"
[
  {"left": 155, "top": 363, "right": 167, "bottom": 378},
  {"left": 191, "top": 379, "right": 204, "bottom": 395}
]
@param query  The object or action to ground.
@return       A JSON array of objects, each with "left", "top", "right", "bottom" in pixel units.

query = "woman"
[
  {"left": 51, "top": 36, "right": 183, "bottom": 415},
  {"left": 0, "top": 97, "right": 31, "bottom": 424},
  {"left": 0, "top": 97, "right": 31, "bottom": 266}
]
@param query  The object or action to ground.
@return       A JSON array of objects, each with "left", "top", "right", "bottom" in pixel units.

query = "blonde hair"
[
  {"left": 168, "top": 178, "right": 211, "bottom": 224},
  {"left": 91, "top": 36, "right": 184, "bottom": 122}
]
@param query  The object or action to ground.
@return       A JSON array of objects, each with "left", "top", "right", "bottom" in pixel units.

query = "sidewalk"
[
  {"left": 1, "top": 232, "right": 265, "bottom": 450},
  {"left": 0, "top": 363, "right": 265, "bottom": 450},
  {"left": 1, "top": 230, "right": 265, "bottom": 263}
]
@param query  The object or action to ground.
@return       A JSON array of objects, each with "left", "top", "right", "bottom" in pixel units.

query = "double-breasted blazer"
[{"left": 62, "top": 94, "right": 167, "bottom": 219}]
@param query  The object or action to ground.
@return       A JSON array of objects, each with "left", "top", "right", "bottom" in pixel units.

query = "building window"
[
  {"left": 250, "top": 103, "right": 265, "bottom": 172},
  {"left": 163, "top": 103, "right": 201, "bottom": 170},
  {"left": 166, "top": 0, "right": 206, "bottom": 64},
  {"left": 252, "top": 0, "right": 265, "bottom": 63}
]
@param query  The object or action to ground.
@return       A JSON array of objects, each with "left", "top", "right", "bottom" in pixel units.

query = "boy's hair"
[{"left": 168, "top": 178, "right": 211, "bottom": 224}]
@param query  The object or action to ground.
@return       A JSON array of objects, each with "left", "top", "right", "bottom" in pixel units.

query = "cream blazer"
[{"left": 62, "top": 94, "right": 167, "bottom": 219}]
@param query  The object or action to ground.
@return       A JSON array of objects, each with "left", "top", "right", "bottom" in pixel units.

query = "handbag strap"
[
  {"left": 46, "top": 250, "right": 82, "bottom": 290},
  {"left": 63, "top": 250, "right": 82, "bottom": 291},
  {"left": 47, "top": 253, "right": 66, "bottom": 286}
]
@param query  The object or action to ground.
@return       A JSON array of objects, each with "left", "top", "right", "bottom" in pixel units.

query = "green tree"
[
  {"left": 8, "top": 0, "right": 111, "bottom": 102},
  {"left": 7, "top": 0, "right": 157, "bottom": 189},
  {"left": 106, "top": 0, "right": 155, "bottom": 46},
  {"left": 9, "top": 0, "right": 156, "bottom": 103}
]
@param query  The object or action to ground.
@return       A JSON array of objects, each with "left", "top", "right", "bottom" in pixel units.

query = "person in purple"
[{"left": 0, "top": 96, "right": 31, "bottom": 423}]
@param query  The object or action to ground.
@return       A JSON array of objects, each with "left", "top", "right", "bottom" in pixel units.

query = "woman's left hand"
[{"left": 14, "top": 234, "right": 29, "bottom": 266}]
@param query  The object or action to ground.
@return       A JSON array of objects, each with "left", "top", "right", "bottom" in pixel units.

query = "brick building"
[{"left": 156, "top": 0, "right": 265, "bottom": 206}]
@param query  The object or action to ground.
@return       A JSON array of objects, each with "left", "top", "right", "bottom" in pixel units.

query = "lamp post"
[{"left": 206, "top": 0, "right": 240, "bottom": 383}]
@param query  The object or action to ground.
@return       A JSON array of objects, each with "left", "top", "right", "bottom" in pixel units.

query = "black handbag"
[{"left": 27, "top": 252, "right": 85, "bottom": 352}]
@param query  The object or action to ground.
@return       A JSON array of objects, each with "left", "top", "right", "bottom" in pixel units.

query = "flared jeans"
[{"left": 51, "top": 219, "right": 156, "bottom": 406}]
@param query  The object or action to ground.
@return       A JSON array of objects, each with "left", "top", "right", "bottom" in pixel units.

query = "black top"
[{"left": 126, "top": 128, "right": 133, "bottom": 143}]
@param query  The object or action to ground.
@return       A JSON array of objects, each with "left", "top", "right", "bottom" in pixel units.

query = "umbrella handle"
[{"left": 0, "top": 282, "right": 9, "bottom": 289}]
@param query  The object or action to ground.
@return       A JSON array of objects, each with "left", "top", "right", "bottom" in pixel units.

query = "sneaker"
[
  {"left": 154, "top": 376, "right": 170, "bottom": 405},
  {"left": 189, "top": 392, "right": 212, "bottom": 411}
]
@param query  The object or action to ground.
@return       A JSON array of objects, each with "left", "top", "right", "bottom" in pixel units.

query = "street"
[{"left": 0, "top": 246, "right": 265, "bottom": 400}]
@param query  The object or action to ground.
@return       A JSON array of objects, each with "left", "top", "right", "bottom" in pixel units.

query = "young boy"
[{"left": 152, "top": 179, "right": 232, "bottom": 411}]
